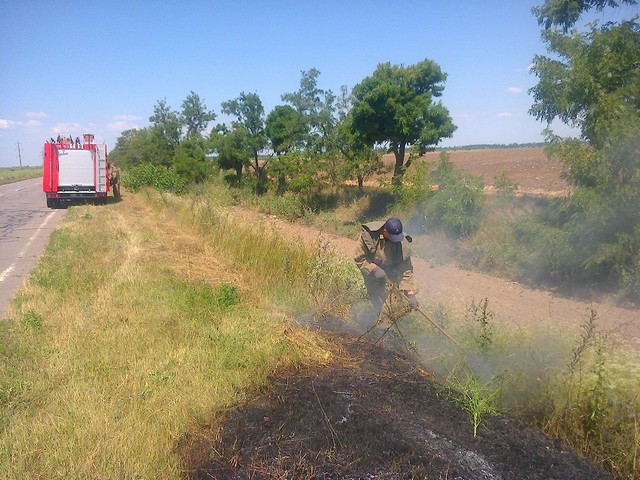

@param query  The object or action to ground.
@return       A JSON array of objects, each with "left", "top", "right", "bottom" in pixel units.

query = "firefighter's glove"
[
  {"left": 406, "top": 293, "right": 419, "bottom": 310},
  {"left": 373, "top": 267, "right": 388, "bottom": 283}
]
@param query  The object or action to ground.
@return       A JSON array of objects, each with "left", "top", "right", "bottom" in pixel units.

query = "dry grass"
[{"left": 0, "top": 191, "right": 335, "bottom": 479}]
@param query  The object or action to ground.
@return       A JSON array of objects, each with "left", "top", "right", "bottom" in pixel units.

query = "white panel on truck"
[
  {"left": 58, "top": 149, "right": 95, "bottom": 188},
  {"left": 96, "top": 144, "right": 107, "bottom": 193}
]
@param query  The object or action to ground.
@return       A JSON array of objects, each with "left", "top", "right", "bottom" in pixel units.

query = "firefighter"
[
  {"left": 109, "top": 163, "right": 121, "bottom": 199},
  {"left": 354, "top": 217, "right": 419, "bottom": 312}
]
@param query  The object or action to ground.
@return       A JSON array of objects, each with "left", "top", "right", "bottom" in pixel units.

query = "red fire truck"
[{"left": 42, "top": 133, "right": 110, "bottom": 208}]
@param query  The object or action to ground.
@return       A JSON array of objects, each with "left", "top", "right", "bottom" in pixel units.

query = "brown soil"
[
  {"left": 179, "top": 147, "right": 637, "bottom": 479},
  {"left": 419, "top": 147, "right": 570, "bottom": 195}
]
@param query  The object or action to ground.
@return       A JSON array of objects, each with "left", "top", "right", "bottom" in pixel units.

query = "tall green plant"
[
  {"left": 423, "top": 152, "right": 484, "bottom": 237},
  {"left": 443, "top": 371, "right": 500, "bottom": 437},
  {"left": 123, "top": 164, "right": 185, "bottom": 194},
  {"left": 393, "top": 159, "right": 433, "bottom": 210}
]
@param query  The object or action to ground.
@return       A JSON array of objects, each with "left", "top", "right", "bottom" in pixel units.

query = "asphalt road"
[{"left": 0, "top": 178, "right": 64, "bottom": 316}]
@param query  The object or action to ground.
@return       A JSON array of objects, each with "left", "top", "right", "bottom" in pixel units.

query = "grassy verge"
[
  {"left": 1, "top": 180, "right": 637, "bottom": 479},
  {"left": 0, "top": 166, "right": 42, "bottom": 185},
  {"left": 0, "top": 190, "right": 359, "bottom": 479},
  {"left": 199, "top": 179, "right": 639, "bottom": 479}
]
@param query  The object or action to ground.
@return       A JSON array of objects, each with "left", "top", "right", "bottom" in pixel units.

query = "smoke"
[{"left": 344, "top": 297, "right": 574, "bottom": 413}]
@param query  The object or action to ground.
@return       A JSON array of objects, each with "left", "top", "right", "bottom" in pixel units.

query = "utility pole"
[{"left": 16, "top": 142, "right": 23, "bottom": 168}]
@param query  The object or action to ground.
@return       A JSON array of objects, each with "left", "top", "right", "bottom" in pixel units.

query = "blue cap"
[{"left": 384, "top": 218, "right": 404, "bottom": 242}]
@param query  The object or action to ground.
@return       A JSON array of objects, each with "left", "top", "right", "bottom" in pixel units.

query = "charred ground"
[{"left": 180, "top": 323, "right": 610, "bottom": 480}]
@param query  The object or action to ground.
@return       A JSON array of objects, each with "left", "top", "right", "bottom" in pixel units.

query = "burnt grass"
[{"left": 179, "top": 323, "right": 611, "bottom": 480}]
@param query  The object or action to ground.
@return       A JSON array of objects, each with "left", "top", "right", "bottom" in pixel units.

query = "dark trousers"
[{"left": 363, "top": 273, "right": 388, "bottom": 309}]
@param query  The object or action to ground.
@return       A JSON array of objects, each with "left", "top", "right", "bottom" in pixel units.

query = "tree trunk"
[{"left": 392, "top": 142, "right": 406, "bottom": 187}]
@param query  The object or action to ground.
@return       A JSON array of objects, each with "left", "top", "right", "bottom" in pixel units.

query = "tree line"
[{"left": 108, "top": 60, "right": 456, "bottom": 195}]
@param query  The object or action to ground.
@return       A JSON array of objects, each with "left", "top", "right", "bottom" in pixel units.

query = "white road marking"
[
  {"left": 0, "top": 211, "right": 57, "bottom": 283},
  {"left": 0, "top": 265, "right": 15, "bottom": 283}
]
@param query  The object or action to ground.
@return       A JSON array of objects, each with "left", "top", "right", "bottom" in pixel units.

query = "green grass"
[
  {"left": 0, "top": 193, "right": 337, "bottom": 479},
  {"left": 0, "top": 166, "right": 42, "bottom": 185}
]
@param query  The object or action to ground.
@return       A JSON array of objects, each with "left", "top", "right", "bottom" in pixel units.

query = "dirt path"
[{"left": 235, "top": 208, "right": 639, "bottom": 350}]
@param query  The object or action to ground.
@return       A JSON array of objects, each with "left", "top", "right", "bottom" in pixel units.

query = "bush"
[
  {"left": 253, "top": 192, "right": 308, "bottom": 220},
  {"left": 423, "top": 153, "right": 484, "bottom": 237},
  {"left": 123, "top": 164, "right": 186, "bottom": 194},
  {"left": 512, "top": 217, "right": 575, "bottom": 282},
  {"left": 493, "top": 171, "right": 519, "bottom": 197},
  {"left": 393, "top": 159, "right": 434, "bottom": 209}
]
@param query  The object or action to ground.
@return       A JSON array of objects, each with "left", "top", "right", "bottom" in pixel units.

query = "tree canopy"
[
  {"left": 532, "top": 0, "right": 638, "bottom": 31},
  {"left": 529, "top": 18, "right": 640, "bottom": 147},
  {"left": 221, "top": 92, "right": 268, "bottom": 185},
  {"left": 265, "top": 105, "right": 305, "bottom": 155},
  {"left": 282, "top": 68, "right": 338, "bottom": 155},
  {"left": 181, "top": 91, "right": 216, "bottom": 139},
  {"left": 149, "top": 98, "right": 181, "bottom": 148},
  {"left": 350, "top": 59, "right": 456, "bottom": 185}
]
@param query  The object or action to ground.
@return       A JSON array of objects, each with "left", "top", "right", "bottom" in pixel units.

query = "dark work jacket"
[{"left": 353, "top": 221, "right": 416, "bottom": 292}]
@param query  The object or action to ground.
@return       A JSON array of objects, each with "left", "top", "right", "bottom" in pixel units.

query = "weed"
[
  {"left": 536, "top": 309, "right": 640, "bottom": 480},
  {"left": 21, "top": 310, "right": 43, "bottom": 331},
  {"left": 443, "top": 370, "right": 500, "bottom": 437},
  {"left": 466, "top": 297, "right": 495, "bottom": 352},
  {"left": 493, "top": 171, "right": 519, "bottom": 196},
  {"left": 307, "top": 238, "right": 365, "bottom": 317}
]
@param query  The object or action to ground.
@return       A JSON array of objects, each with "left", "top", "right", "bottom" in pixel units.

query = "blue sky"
[{"left": 1, "top": 0, "right": 637, "bottom": 167}]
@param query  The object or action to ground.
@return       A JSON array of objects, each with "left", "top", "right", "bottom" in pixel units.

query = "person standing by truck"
[{"left": 109, "top": 163, "right": 121, "bottom": 199}]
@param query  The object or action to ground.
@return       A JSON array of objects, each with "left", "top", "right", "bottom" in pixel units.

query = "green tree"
[
  {"left": 173, "top": 137, "right": 210, "bottom": 183},
  {"left": 181, "top": 91, "right": 216, "bottom": 139},
  {"left": 108, "top": 128, "right": 173, "bottom": 169},
  {"left": 210, "top": 125, "right": 251, "bottom": 182},
  {"left": 529, "top": 19, "right": 640, "bottom": 147},
  {"left": 282, "top": 68, "right": 338, "bottom": 155},
  {"left": 335, "top": 97, "right": 384, "bottom": 194},
  {"left": 265, "top": 105, "right": 305, "bottom": 154},
  {"left": 149, "top": 98, "right": 181, "bottom": 148},
  {"left": 351, "top": 59, "right": 456, "bottom": 186},
  {"left": 529, "top": 0, "right": 640, "bottom": 295},
  {"left": 221, "top": 92, "right": 268, "bottom": 184},
  {"left": 532, "top": 0, "right": 637, "bottom": 32}
]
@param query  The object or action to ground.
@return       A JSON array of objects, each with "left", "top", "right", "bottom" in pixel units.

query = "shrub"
[
  {"left": 423, "top": 154, "right": 484, "bottom": 238},
  {"left": 493, "top": 171, "right": 519, "bottom": 197},
  {"left": 393, "top": 159, "right": 434, "bottom": 209},
  {"left": 123, "top": 164, "right": 186, "bottom": 194}
]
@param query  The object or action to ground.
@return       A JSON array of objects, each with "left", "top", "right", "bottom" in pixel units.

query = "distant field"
[
  {"left": 384, "top": 146, "right": 570, "bottom": 196},
  {"left": 0, "top": 166, "right": 42, "bottom": 185}
]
